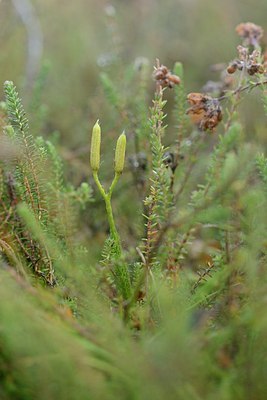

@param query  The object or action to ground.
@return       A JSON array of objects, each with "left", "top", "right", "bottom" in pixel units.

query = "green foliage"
[
  {"left": 99, "top": 72, "right": 121, "bottom": 112},
  {"left": 0, "top": 81, "right": 92, "bottom": 285},
  {"left": 29, "top": 61, "right": 50, "bottom": 134},
  {"left": 4, "top": 80, "right": 30, "bottom": 137},
  {"left": 173, "top": 61, "right": 187, "bottom": 141},
  {"left": 262, "top": 87, "right": 267, "bottom": 116},
  {"left": 190, "top": 122, "right": 242, "bottom": 208},
  {"left": 256, "top": 153, "right": 267, "bottom": 190},
  {"left": 1, "top": 22, "right": 267, "bottom": 399},
  {"left": 148, "top": 88, "right": 172, "bottom": 225}
]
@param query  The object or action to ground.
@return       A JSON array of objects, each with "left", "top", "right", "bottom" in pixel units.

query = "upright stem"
[
  {"left": 93, "top": 171, "right": 106, "bottom": 199},
  {"left": 108, "top": 173, "right": 120, "bottom": 198},
  {"left": 93, "top": 171, "right": 122, "bottom": 254}
]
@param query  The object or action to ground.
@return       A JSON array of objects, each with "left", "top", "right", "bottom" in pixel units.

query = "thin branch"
[{"left": 218, "top": 79, "right": 267, "bottom": 101}]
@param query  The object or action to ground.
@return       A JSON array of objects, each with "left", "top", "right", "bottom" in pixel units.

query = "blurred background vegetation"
[
  {"left": 1, "top": 3, "right": 267, "bottom": 399},
  {"left": 1, "top": 0, "right": 266, "bottom": 145},
  {"left": 0, "top": 0, "right": 266, "bottom": 258}
]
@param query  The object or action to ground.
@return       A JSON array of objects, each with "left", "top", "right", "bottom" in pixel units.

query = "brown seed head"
[
  {"left": 227, "top": 63, "right": 238, "bottom": 74},
  {"left": 228, "top": 46, "right": 265, "bottom": 76},
  {"left": 168, "top": 74, "right": 181, "bottom": 86},
  {"left": 186, "top": 93, "right": 222, "bottom": 132},
  {"left": 153, "top": 60, "right": 180, "bottom": 89},
  {"left": 235, "top": 22, "right": 264, "bottom": 46},
  {"left": 237, "top": 45, "right": 249, "bottom": 61}
]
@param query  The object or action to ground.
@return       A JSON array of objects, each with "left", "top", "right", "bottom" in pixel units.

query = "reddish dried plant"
[
  {"left": 227, "top": 46, "right": 265, "bottom": 76},
  {"left": 235, "top": 22, "right": 263, "bottom": 47},
  {"left": 186, "top": 93, "right": 222, "bottom": 132},
  {"left": 153, "top": 59, "right": 180, "bottom": 89},
  {"left": 186, "top": 22, "right": 266, "bottom": 132},
  {"left": 152, "top": 23, "right": 266, "bottom": 134}
]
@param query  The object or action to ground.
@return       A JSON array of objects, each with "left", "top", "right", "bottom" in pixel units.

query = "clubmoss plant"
[
  {"left": 0, "top": 21, "right": 267, "bottom": 400},
  {"left": 90, "top": 121, "right": 126, "bottom": 257}
]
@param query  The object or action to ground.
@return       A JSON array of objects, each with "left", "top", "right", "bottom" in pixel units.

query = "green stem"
[
  {"left": 105, "top": 194, "right": 121, "bottom": 247},
  {"left": 93, "top": 171, "right": 106, "bottom": 199},
  {"left": 108, "top": 172, "right": 120, "bottom": 198},
  {"left": 93, "top": 171, "right": 121, "bottom": 254}
]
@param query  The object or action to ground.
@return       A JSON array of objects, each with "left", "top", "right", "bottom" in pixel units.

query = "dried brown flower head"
[
  {"left": 247, "top": 50, "right": 265, "bottom": 75},
  {"left": 235, "top": 22, "right": 264, "bottom": 46},
  {"left": 227, "top": 63, "right": 238, "bottom": 74},
  {"left": 186, "top": 93, "right": 222, "bottom": 132},
  {"left": 153, "top": 60, "right": 180, "bottom": 89},
  {"left": 237, "top": 45, "right": 249, "bottom": 61},
  {"left": 227, "top": 46, "right": 265, "bottom": 76}
]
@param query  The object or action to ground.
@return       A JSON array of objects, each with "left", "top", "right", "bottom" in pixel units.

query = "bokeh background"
[
  {"left": 1, "top": 0, "right": 266, "bottom": 145},
  {"left": 0, "top": 0, "right": 266, "bottom": 258}
]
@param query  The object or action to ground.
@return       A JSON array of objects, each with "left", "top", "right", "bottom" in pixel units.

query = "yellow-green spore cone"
[
  {"left": 90, "top": 120, "right": 101, "bottom": 172},
  {"left": 114, "top": 132, "right": 126, "bottom": 174}
]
